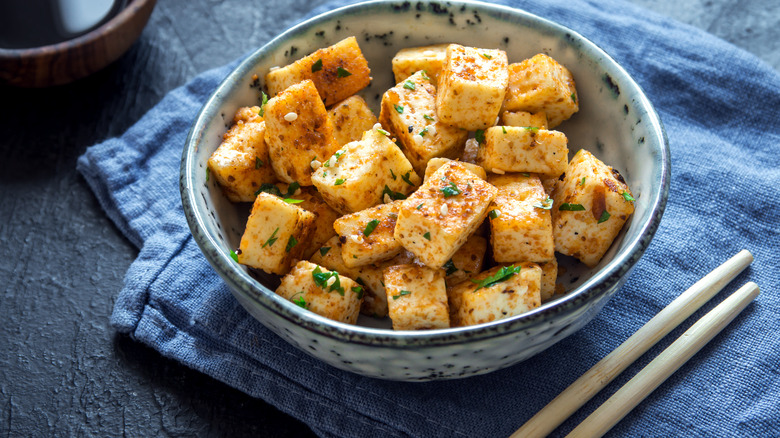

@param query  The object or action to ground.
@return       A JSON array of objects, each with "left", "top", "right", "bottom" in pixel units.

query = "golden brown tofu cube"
[
  {"left": 486, "top": 173, "right": 554, "bottom": 263},
  {"left": 500, "top": 110, "right": 548, "bottom": 130},
  {"left": 233, "top": 105, "right": 263, "bottom": 124},
  {"left": 263, "top": 80, "right": 340, "bottom": 186},
  {"left": 539, "top": 257, "right": 558, "bottom": 303},
  {"left": 552, "top": 149, "right": 635, "bottom": 267},
  {"left": 443, "top": 234, "right": 488, "bottom": 286},
  {"left": 269, "top": 184, "right": 340, "bottom": 260},
  {"left": 265, "top": 37, "right": 371, "bottom": 106},
  {"left": 476, "top": 126, "right": 568, "bottom": 177},
  {"left": 379, "top": 71, "right": 468, "bottom": 175},
  {"left": 394, "top": 161, "right": 497, "bottom": 268},
  {"left": 391, "top": 43, "right": 448, "bottom": 86},
  {"left": 423, "top": 157, "right": 486, "bottom": 182},
  {"left": 503, "top": 54, "right": 579, "bottom": 128},
  {"left": 237, "top": 193, "right": 316, "bottom": 275},
  {"left": 276, "top": 260, "right": 363, "bottom": 325},
  {"left": 448, "top": 263, "right": 542, "bottom": 327},
  {"left": 436, "top": 44, "right": 509, "bottom": 130},
  {"left": 311, "top": 128, "right": 420, "bottom": 215},
  {"left": 327, "top": 95, "right": 378, "bottom": 147},
  {"left": 333, "top": 201, "right": 404, "bottom": 268},
  {"left": 384, "top": 264, "right": 450, "bottom": 330}
]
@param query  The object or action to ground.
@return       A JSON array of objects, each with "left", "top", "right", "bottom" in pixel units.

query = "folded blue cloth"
[{"left": 77, "top": 0, "right": 780, "bottom": 436}]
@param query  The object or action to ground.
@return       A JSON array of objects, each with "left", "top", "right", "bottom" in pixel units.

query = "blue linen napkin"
[{"left": 77, "top": 0, "right": 780, "bottom": 436}]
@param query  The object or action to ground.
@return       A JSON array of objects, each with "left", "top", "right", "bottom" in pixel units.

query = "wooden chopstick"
[
  {"left": 566, "top": 281, "right": 760, "bottom": 437},
  {"left": 512, "top": 250, "right": 754, "bottom": 438}
]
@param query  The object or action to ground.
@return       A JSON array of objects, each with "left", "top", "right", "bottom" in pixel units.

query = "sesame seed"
[
  {"left": 492, "top": 168, "right": 506, "bottom": 175},
  {"left": 427, "top": 125, "right": 437, "bottom": 136},
  {"left": 383, "top": 194, "right": 392, "bottom": 204},
  {"left": 373, "top": 123, "right": 383, "bottom": 130},
  {"left": 440, "top": 204, "right": 448, "bottom": 215},
  {"left": 294, "top": 188, "right": 301, "bottom": 196},
  {"left": 413, "top": 134, "right": 424, "bottom": 144},
  {"left": 270, "top": 66, "right": 280, "bottom": 71},
  {"left": 284, "top": 112, "right": 298, "bottom": 122},
  {"left": 327, "top": 276, "right": 337, "bottom": 287},
  {"left": 423, "top": 50, "right": 435, "bottom": 56},
  {"left": 310, "top": 160, "right": 322, "bottom": 170}
]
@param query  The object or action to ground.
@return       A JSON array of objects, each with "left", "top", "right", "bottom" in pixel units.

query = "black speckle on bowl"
[{"left": 603, "top": 73, "right": 620, "bottom": 97}]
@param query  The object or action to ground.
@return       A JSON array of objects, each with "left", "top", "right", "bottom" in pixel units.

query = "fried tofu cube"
[
  {"left": 379, "top": 71, "right": 467, "bottom": 174},
  {"left": 503, "top": 54, "right": 579, "bottom": 128},
  {"left": 394, "top": 161, "right": 497, "bottom": 268},
  {"left": 265, "top": 36, "right": 371, "bottom": 106},
  {"left": 448, "top": 263, "right": 542, "bottom": 327},
  {"left": 436, "top": 44, "right": 509, "bottom": 130},
  {"left": 311, "top": 236, "right": 417, "bottom": 317},
  {"left": 384, "top": 264, "right": 450, "bottom": 330},
  {"left": 232, "top": 105, "right": 263, "bottom": 124},
  {"left": 552, "top": 149, "right": 635, "bottom": 267},
  {"left": 327, "top": 95, "right": 378, "bottom": 147},
  {"left": 333, "top": 201, "right": 404, "bottom": 268},
  {"left": 391, "top": 43, "right": 448, "bottom": 86},
  {"left": 311, "top": 128, "right": 420, "bottom": 214},
  {"left": 476, "top": 126, "right": 568, "bottom": 177},
  {"left": 500, "top": 110, "right": 548, "bottom": 130},
  {"left": 269, "top": 184, "right": 340, "bottom": 260},
  {"left": 263, "top": 80, "right": 340, "bottom": 186},
  {"left": 276, "top": 260, "right": 363, "bottom": 324},
  {"left": 539, "top": 257, "right": 558, "bottom": 302},
  {"left": 207, "top": 118, "right": 277, "bottom": 202},
  {"left": 237, "top": 193, "right": 316, "bottom": 275},
  {"left": 486, "top": 173, "right": 554, "bottom": 263},
  {"left": 443, "top": 234, "right": 488, "bottom": 286},
  {"left": 423, "top": 157, "right": 486, "bottom": 182}
]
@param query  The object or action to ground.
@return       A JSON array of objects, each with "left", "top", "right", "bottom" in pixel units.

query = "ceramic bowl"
[{"left": 181, "top": 0, "right": 669, "bottom": 381}]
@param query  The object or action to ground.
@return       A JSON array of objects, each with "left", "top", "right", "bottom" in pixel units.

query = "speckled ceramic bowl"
[{"left": 181, "top": 0, "right": 669, "bottom": 380}]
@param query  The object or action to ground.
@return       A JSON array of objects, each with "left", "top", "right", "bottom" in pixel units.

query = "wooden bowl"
[{"left": 0, "top": 0, "right": 156, "bottom": 87}]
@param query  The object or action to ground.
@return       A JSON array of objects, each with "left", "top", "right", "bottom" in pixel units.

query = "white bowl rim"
[{"left": 181, "top": 0, "right": 670, "bottom": 347}]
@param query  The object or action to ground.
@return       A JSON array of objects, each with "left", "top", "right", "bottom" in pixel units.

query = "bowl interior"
[{"left": 183, "top": 0, "right": 668, "bottom": 341}]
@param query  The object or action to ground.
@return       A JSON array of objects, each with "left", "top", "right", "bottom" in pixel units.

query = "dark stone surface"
[{"left": 0, "top": 0, "right": 775, "bottom": 436}]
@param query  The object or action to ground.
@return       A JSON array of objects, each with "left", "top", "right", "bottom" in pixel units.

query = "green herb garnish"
[
  {"left": 363, "top": 219, "right": 380, "bottom": 236},
  {"left": 401, "top": 171, "right": 415, "bottom": 186},
  {"left": 312, "top": 266, "right": 344, "bottom": 295},
  {"left": 334, "top": 178, "right": 346, "bottom": 186},
  {"left": 523, "top": 126, "right": 539, "bottom": 133},
  {"left": 475, "top": 129, "right": 485, "bottom": 144},
  {"left": 622, "top": 192, "right": 635, "bottom": 202},
  {"left": 598, "top": 210, "right": 611, "bottom": 224},
  {"left": 443, "top": 259, "right": 458, "bottom": 276},
  {"left": 481, "top": 53, "right": 492, "bottom": 59},
  {"left": 571, "top": 92, "right": 577, "bottom": 103},
  {"left": 403, "top": 80, "right": 416, "bottom": 90},
  {"left": 352, "top": 286, "right": 364, "bottom": 299},
  {"left": 262, "top": 228, "right": 280, "bottom": 248},
  {"left": 376, "top": 127, "right": 390, "bottom": 136},
  {"left": 521, "top": 172, "right": 531, "bottom": 177},
  {"left": 534, "top": 198, "right": 553, "bottom": 210},
  {"left": 488, "top": 209, "right": 500, "bottom": 219},
  {"left": 319, "top": 247, "right": 331, "bottom": 256},
  {"left": 419, "top": 127, "right": 429, "bottom": 137},
  {"left": 285, "top": 236, "right": 298, "bottom": 252},
  {"left": 392, "top": 290, "right": 411, "bottom": 300},
  {"left": 423, "top": 114, "right": 435, "bottom": 121},
  {"left": 502, "top": 126, "right": 507, "bottom": 134},
  {"left": 205, "top": 167, "right": 210, "bottom": 182},
  {"left": 394, "top": 104, "right": 404, "bottom": 114},
  {"left": 416, "top": 203, "right": 424, "bottom": 210},
  {"left": 336, "top": 67, "right": 352, "bottom": 77},
  {"left": 258, "top": 91, "right": 269, "bottom": 116},
  {"left": 420, "top": 70, "right": 431, "bottom": 81},
  {"left": 291, "top": 292, "right": 308, "bottom": 309},
  {"left": 283, "top": 198, "right": 304, "bottom": 204},
  {"left": 440, "top": 180, "right": 461, "bottom": 198},
  {"left": 230, "top": 250, "right": 239, "bottom": 262},
  {"left": 311, "top": 59, "right": 323, "bottom": 72},
  {"left": 471, "top": 265, "right": 521, "bottom": 291},
  {"left": 559, "top": 203, "right": 586, "bottom": 211},
  {"left": 423, "top": 231, "right": 431, "bottom": 240},
  {"left": 255, "top": 157, "right": 264, "bottom": 168},
  {"left": 382, "top": 185, "right": 407, "bottom": 201},
  {"left": 580, "top": 177, "right": 586, "bottom": 186}
]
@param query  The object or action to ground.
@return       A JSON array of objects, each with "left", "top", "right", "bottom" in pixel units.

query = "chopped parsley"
[
  {"left": 262, "top": 228, "right": 280, "bottom": 248},
  {"left": 363, "top": 219, "right": 380, "bottom": 236},
  {"left": 481, "top": 53, "right": 492, "bottom": 59},
  {"left": 255, "top": 181, "right": 300, "bottom": 197},
  {"left": 382, "top": 185, "right": 407, "bottom": 201},
  {"left": 392, "top": 290, "right": 411, "bottom": 300},
  {"left": 352, "top": 286, "right": 364, "bottom": 299},
  {"left": 420, "top": 70, "right": 431, "bottom": 81},
  {"left": 423, "top": 114, "right": 435, "bottom": 121},
  {"left": 312, "top": 266, "right": 344, "bottom": 295},
  {"left": 336, "top": 67, "right": 352, "bottom": 77},
  {"left": 285, "top": 236, "right": 298, "bottom": 253},
  {"left": 598, "top": 210, "right": 611, "bottom": 224},
  {"left": 471, "top": 265, "right": 521, "bottom": 291},
  {"left": 416, "top": 203, "right": 424, "bottom": 210},
  {"left": 521, "top": 172, "right": 531, "bottom": 177},
  {"left": 401, "top": 171, "right": 415, "bottom": 186},
  {"left": 502, "top": 126, "right": 507, "bottom": 134},
  {"left": 229, "top": 250, "right": 239, "bottom": 262},
  {"left": 258, "top": 91, "right": 269, "bottom": 116},
  {"left": 334, "top": 178, "right": 346, "bottom": 185},
  {"left": 394, "top": 104, "right": 404, "bottom": 113},
  {"left": 559, "top": 203, "right": 586, "bottom": 211},
  {"left": 376, "top": 127, "right": 390, "bottom": 136},
  {"left": 571, "top": 92, "right": 577, "bottom": 103},
  {"left": 419, "top": 127, "right": 429, "bottom": 137},
  {"left": 622, "top": 192, "right": 635, "bottom": 202},
  {"left": 255, "top": 157, "right": 264, "bottom": 168},
  {"left": 475, "top": 129, "right": 485, "bottom": 144},
  {"left": 534, "top": 198, "right": 554, "bottom": 210},
  {"left": 319, "top": 246, "right": 331, "bottom": 256},
  {"left": 283, "top": 198, "right": 304, "bottom": 204},
  {"left": 403, "top": 80, "right": 416, "bottom": 90},
  {"left": 390, "top": 169, "right": 397, "bottom": 180},
  {"left": 311, "top": 59, "right": 323, "bottom": 72},
  {"left": 439, "top": 180, "right": 461, "bottom": 198},
  {"left": 205, "top": 167, "right": 210, "bottom": 182},
  {"left": 423, "top": 231, "right": 431, "bottom": 240},
  {"left": 523, "top": 126, "right": 539, "bottom": 133},
  {"left": 488, "top": 209, "right": 500, "bottom": 219},
  {"left": 580, "top": 177, "right": 586, "bottom": 186},
  {"left": 443, "top": 259, "right": 458, "bottom": 276}
]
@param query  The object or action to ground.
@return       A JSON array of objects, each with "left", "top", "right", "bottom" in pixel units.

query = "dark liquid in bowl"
[{"left": 0, "top": 0, "right": 128, "bottom": 49}]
